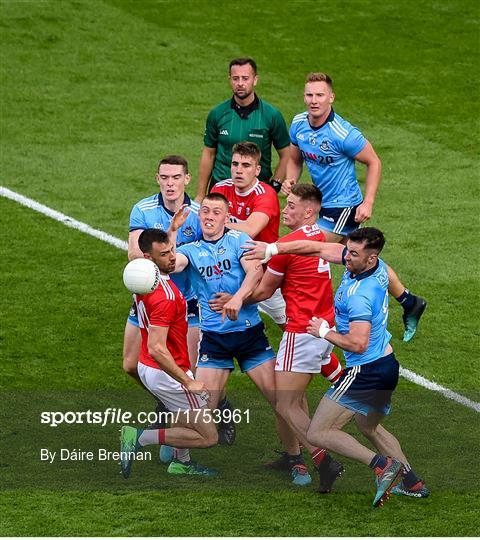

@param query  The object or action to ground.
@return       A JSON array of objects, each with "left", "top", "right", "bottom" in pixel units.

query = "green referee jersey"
[{"left": 203, "top": 95, "right": 290, "bottom": 183}]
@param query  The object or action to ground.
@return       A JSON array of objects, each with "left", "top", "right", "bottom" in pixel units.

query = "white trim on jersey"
[
  {"left": 333, "top": 206, "right": 353, "bottom": 234},
  {"left": 347, "top": 280, "right": 361, "bottom": 297},
  {"left": 292, "top": 112, "right": 308, "bottom": 125},
  {"left": 137, "top": 201, "right": 160, "bottom": 211},
  {"left": 226, "top": 229, "right": 242, "bottom": 238},
  {"left": 215, "top": 179, "right": 234, "bottom": 188},
  {"left": 159, "top": 278, "right": 175, "bottom": 300},
  {"left": 331, "top": 118, "right": 349, "bottom": 139},
  {"left": 267, "top": 266, "right": 284, "bottom": 277}
]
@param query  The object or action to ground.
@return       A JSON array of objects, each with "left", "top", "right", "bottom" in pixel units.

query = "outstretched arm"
[{"left": 242, "top": 239, "right": 345, "bottom": 264}]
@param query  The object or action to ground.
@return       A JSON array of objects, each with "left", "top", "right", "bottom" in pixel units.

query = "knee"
[
  {"left": 357, "top": 423, "right": 376, "bottom": 439},
  {"left": 306, "top": 423, "right": 328, "bottom": 448},
  {"left": 202, "top": 429, "right": 218, "bottom": 448}
]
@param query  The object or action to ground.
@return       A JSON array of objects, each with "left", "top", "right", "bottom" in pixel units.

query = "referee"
[{"left": 195, "top": 57, "right": 290, "bottom": 201}]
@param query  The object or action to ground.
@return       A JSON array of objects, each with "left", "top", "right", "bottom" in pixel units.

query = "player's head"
[
  {"left": 156, "top": 155, "right": 191, "bottom": 203},
  {"left": 304, "top": 72, "right": 335, "bottom": 120},
  {"left": 229, "top": 57, "right": 258, "bottom": 101},
  {"left": 283, "top": 184, "right": 323, "bottom": 230},
  {"left": 199, "top": 193, "right": 230, "bottom": 240},
  {"left": 344, "top": 227, "right": 385, "bottom": 275},
  {"left": 231, "top": 141, "right": 261, "bottom": 192},
  {"left": 138, "top": 228, "right": 176, "bottom": 275}
]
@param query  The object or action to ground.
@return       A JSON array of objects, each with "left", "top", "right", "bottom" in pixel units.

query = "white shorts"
[
  {"left": 137, "top": 363, "right": 207, "bottom": 412},
  {"left": 258, "top": 288, "right": 286, "bottom": 325},
  {"left": 276, "top": 331, "right": 336, "bottom": 374}
]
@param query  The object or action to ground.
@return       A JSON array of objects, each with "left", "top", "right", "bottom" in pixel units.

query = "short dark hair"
[
  {"left": 290, "top": 184, "right": 322, "bottom": 207},
  {"left": 229, "top": 57, "right": 257, "bottom": 74},
  {"left": 347, "top": 227, "right": 385, "bottom": 253},
  {"left": 305, "top": 72, "right": 333, "bottom": 90},
  {"left": 157, "top": 155, "right": 189, "bottom": 174},
  {"left": 202, "top": 192, "right": 229, "bottom": 210},
  {"left": 231, "top": 141, "right": 261, "bottom": 163},
  {"left": 138, "top": 228, "right": 170, "bottom": 253}
]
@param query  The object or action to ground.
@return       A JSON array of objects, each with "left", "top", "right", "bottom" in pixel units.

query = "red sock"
[
  {"left": 158, "top": 428, "right": 166, "bottom": 445},
  {"left": 321, "top": 352, "right": 343, "bottom": 383},
  {"left": 311, "top": 448, "right": 327, "bottom": 467}
]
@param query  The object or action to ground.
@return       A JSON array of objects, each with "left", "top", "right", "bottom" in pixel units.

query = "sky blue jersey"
[
  {"left": 290, "top": 110, "right": 367, "bottom": 208},
  {"left": 129, "top": 193, "right": 201, "bottom": 300},
  {"left": 334, "top": 257, "right": 391, "bottom": 367},
  {"left": 177, "top": 229, "right": 261, "bottom": 333}
]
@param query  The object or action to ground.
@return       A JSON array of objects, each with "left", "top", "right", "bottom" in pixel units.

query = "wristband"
[
  {"left": 312, "top": 317, "right": 331, "bottom": 339},
  {"left": 270, "top": 179, "right": 282, "bottom": 193},
  {"left": 262, "top": 243, "right": 279, "bottom": 263}
]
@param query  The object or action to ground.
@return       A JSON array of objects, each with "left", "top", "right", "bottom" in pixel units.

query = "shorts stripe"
[
  {"left": 333, "top": 207, "right": 352, "bottom": 234},
  {"left": 285, "top": 332, "right": 296, "bottom": 371},
  {"left": 182, "top": 386, "right": 199, "bottom": 409},
  {"left": 331, "top": 365, "right": 360, "bottom": 401}
]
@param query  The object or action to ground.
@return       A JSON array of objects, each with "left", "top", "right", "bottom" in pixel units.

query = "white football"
[{"left": 123, "top": 258, "right": 160, "bottom": 294}]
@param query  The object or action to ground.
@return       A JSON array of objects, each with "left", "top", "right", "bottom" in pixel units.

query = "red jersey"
[
  {"left": 135, "top": 276, "right": 189, "bottom": 372},
  {"left": 267, "top": 224, "right": 335, "bottom": 332},
  {"left": 211, "top": 179, "right": 280, "bottom": 242}
]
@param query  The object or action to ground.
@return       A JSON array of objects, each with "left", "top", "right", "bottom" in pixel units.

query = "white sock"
[{"left": 138, "top": 429, "right": 160, "bottom": 446}]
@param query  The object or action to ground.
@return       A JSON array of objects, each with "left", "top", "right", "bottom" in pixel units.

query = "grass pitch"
[{"left": 1, "top": 0, "right": 479, "bottom": 536}]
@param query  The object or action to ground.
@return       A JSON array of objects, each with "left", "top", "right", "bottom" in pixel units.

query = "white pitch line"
[
  {"left": 2, "top": 185, "right": 479, "bottom": 413},
  {"left": 0, "top": 186, "right": 128, "bottom": 251}
]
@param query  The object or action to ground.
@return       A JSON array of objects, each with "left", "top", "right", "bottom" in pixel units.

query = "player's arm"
[
  {"left": 242, "top": 239, "right": 344, "bottom": 264},
  {"left": 281, "top": 144, "right": 303, "bottom": 196},
  {"left": 353, "top": 141, "right": 382, "bottom": 223},
  {"left": 196, "top": 146, "right": 217, "bottom": 202},
  {"left": 221, "top": 257, "right": 264, "bottom": 321},
  {"left": 208, "top": 268, "right": 281, "bottom": 313},
  {"left": 127, "top": 230, "right": 144, "bottom": 261},
  {"left": 173, "top": 253, "right": 190, "bottom": 273},
  {"left": 147, "top": 325, "right": 207, "bottom": 394},
  {"left": 307, "top": 318, "right": 371, "bottom": 354},
  {"left": 226, "top": 211, "right": 269, "bottom": 239},
  {"left": 272, "top": 145, "right": 290, "bottom": 184}
]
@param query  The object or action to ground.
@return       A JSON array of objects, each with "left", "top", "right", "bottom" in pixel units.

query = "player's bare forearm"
[
  {"left": 281, "top": 145, "right": 303, "bottom": 195},
  {"left": 196, "top": 147, "right": 216, "bottom": 201},
  {"left": 354, "top": 142, "right": 382, "bottom": 222},
  {"left": 272, "top": 146, "right": 290, "bottom": 182},
  {"left": 128, "top": 230, "right": 144, "bottom": 261},
  {"left": 148, "top": 342, "right": 191, "bottom": 385},
  {"left": 307, "top": 318, "right": 370, "bottom": 354}
]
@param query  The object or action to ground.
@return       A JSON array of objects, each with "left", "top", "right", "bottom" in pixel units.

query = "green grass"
[{"left": 1, "top": 0, "right": 479, "bottom": 536}]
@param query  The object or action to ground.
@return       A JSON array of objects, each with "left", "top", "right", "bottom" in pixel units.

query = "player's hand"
[
  {"left": 242, "top": 240, "right": 277, "bottom": 263},
  {"left": 208, "top": 292, "right": 233, "bottom": 313},
  {"left": 307, "top": 316, "right": 331, "bottom": 339},
  {"left": 184, "top": 378, "right": 210, "bottom": 399},
  {"left": 280, "top": 179, "right": 295, "bottom": 196},
  {"left": 170, "top": 205, "right": 190, "bottom": 231},
  {"left": 221, "top": 297, "right": 243, "bottom": 322},
  {"left": 354, "top": 201, "right": 373, "bottom": 223}
]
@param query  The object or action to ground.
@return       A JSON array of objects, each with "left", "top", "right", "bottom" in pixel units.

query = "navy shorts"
[
  {"left": 325, "top": 353, "right": 399, "bottom": 416},
  {"left": 197, "top": 322, "right": 275, "bottom": 373},
  {"left": 317, "top": 205, "right": 360, "bottom": 236},
  {"left": 127, "top": 298, "right": 200, "bottom": 328}
]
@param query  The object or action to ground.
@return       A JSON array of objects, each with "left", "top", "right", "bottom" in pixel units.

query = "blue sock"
[
  {"left": 396, "top": 289, "right": 416, "bottom": 311},
  {"left": 402, "top": 466, "right": 421, "bottom": 488},
  {"left": 369, "top": 454, "right": 387, "bottom": 470}
]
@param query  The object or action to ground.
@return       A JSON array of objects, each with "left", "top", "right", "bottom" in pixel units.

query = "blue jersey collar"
[
  {"left": 200, "top": 228, "right": 229, "bottom": 244},
  {"left": 157, "top": 192, "right": 192, "bottom": 216},
  {"left": 308, "top": 108, "right": 335, "bottom": 131},
  {"left": 350, "top": 259, "right": 380, "bottom": 281}
]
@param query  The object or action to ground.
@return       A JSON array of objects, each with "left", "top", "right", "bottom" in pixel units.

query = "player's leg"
[
  {"left": 120, "top": 364, "right": 218, "bottom": 478},
  {"left": 195, "top": 366, "right": 231, "bottom": 410},
  {"left": 385, "top": 265, "right": 427, "bottom": 342},
  {"left": 186, "top": 299, "right": 200, "bottom": 373},
  {"left": 123, "top": 319, "right": 142, "bottom": 384}
]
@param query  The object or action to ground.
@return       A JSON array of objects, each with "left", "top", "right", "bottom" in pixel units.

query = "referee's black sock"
[
  {"left": 218, "top": 396, "right": 232, "bottom": 411},
  {"left": 395, "top": 289, "right": 416, "bottom": 311}
]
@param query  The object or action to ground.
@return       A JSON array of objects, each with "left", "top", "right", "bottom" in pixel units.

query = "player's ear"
[
  {"left": 155, "top": 173, "right": 161, "bottom": 187},
  {"left": 255, "top": 163, "right": 261, "bottom": 177},
  {"left": 253, "top": 74, "right": 258, "bottom": 87},
  {"left": 184, "top": 173, "right": 191, "bottom": 186},
  {"left": 329, "top": 92, "right": 335, "bottom": 104},
  {"left": 143, "top": 252, "right": 153, "bottom": 261}
]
